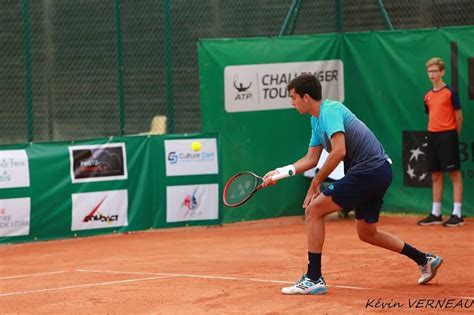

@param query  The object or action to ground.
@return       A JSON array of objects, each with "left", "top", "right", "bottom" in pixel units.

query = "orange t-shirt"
[{"left": 424, "top": 85, "right": 461, "bottom": 132}]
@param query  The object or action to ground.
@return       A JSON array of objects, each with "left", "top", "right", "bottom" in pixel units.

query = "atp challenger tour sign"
[{"left": 224, "top": 60, "right": 344, "bottom": 112}]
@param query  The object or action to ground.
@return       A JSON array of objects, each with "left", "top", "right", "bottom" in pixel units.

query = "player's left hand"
[{"left": 303, "top": 181, "right": 321, "bottom": 208}]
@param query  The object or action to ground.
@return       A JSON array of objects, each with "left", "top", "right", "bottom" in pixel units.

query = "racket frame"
[{"left": 222, "top": 171, "right": 291, "bottom": 207}]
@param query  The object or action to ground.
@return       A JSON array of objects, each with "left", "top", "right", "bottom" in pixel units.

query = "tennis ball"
[{"left": 191, "top": 141, "right": 201, "bottom": 152}]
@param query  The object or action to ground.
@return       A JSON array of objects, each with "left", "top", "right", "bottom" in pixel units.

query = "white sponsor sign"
[
  {"left": 224, "top": 60, "right": 344, "bottom": 112},
  {"left": 71, "top": 190, "right": 128, "bottom": 231},
  {"left": 165, "top": 138, "right": 218, "bottom": 176},
  {"left": 0, "top": 198, "right": 30, "bottom": 237},
  {"left": 166, "top": 184, "right": 219, "bottom": 223},
  {"left": 0, "top": 150, "right": 30, "bottom": 189},
  {"left": 69, "top": 143, "right": 128, "bottom": 183}
]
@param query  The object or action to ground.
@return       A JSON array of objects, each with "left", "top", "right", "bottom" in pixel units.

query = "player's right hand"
[{"left": 262, "top": 170, "right": 279, "bottom": 187}]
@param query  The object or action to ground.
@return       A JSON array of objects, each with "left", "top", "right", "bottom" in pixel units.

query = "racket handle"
[{"left": 271, "top": 171, "right": 292, "bottom": 181}]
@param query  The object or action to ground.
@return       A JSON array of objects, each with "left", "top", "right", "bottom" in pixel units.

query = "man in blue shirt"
[{"left": 263, "top": 74, "right": 442, "bottom": 295}]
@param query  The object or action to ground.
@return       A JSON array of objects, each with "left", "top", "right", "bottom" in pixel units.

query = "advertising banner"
[
  {"left": 0, "top": 150, "right": 30, "bottom": 189},
  {"left": 71, "top": 189, "right": 128, "bottom": 231},
  {"left": 402, "top": 131, "right": 431, "bottom": 187},
  {"left": 166, "top": 184, "right": 219, "bottom": 222},
  {"left": 165, "top": 138, "right": 218, "bottom": 176},
  {"left": 224, "top": 60, "right": 344, "bottom": 112},
  {"left": 0, "top": 197, "right": 30, "bottom": 237},
  {"left": 69, "top": 143, "right": 128, "bottom": 183}
]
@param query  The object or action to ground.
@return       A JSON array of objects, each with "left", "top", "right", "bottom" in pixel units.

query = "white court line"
[
  {"left": 0, "top": 275, "right": 176, "bottom": 297},
  {"left": 2, "top": 269, "right": 473, "bottom": 301},
  {"left": 0, "top": 271, "right": 68, "bottom": 280},
  {"left": 77, "top": 269, "right": 474, "bottom": 300}
]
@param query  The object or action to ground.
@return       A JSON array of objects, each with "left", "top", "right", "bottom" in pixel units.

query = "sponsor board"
[
  {"left": 165, "top": 138, "right": 218, "bottom": 176},
  {"left": 0, "top": 150, "right": 30, "bottom": 189},
  {"left": 402, "top": 131, "right": 431, "bottom": 187},
  {"left": 69, "top": 143, "right": 128, "bottom": 183},
  {"left": 71, "top": 190, "right": 128, "bottom": 231},
  {"left": 0, "top": 198, "right": 30, "bottom": 237},
  {"left": 166, "top": 184, "right": 219, "bottom": 222},
  {"left": 224, "top": 60, "right": 344, "bottom": 112}
]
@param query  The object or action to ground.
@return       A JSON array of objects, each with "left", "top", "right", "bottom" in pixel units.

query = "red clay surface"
[{"left": 0, "top": 214, "right": 473, "bottom": 314}]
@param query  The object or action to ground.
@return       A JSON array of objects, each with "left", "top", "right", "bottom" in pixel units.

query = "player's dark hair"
[{"left": 287, "top": 74, "right": 322, "bottom": 100}]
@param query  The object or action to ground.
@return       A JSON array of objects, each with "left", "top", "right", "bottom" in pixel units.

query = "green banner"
[
  {"left": 0, "top": 133, "right": 220, "bottom": 244},
  {"left": 199, "top": 26, "right": 474, "bottom": 219}
]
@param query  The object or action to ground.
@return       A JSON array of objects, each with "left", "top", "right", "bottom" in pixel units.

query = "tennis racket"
[{"left": 223, "top": 171, "right": 291, "bottom": 207}]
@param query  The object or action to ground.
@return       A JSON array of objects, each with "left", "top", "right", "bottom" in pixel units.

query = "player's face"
[
  {"left": 427, "top": 65, "right": 444, "bottom": 84},
  {"left": 289, "top": 89, "right": 307, "bottom": 113}
]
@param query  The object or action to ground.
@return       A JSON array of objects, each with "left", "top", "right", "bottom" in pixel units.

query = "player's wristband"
[{"left": 276, "top": 164, "right": 296, "bottom": 177}]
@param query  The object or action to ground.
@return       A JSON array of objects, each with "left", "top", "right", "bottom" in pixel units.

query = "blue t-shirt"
[{"left": 309, "top": 99, "right": 388, "bottom": 174}]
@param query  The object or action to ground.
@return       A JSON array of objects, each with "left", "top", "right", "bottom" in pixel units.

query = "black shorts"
[
  {"left": 322, "top": 160, "right": 392, "bottom": 224},
  {"left": 427, "top": 130, "right": 461, "bottom": 172}
]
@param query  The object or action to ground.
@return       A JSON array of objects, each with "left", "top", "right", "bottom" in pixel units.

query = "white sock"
[
  {"left": 431, "top": 202, "right": 441, "bottom": 217},
  {"left": 453, "top": 203, "right": 462, "bottom": 218}
]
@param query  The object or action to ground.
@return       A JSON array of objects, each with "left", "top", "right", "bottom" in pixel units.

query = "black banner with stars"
[{"left": 402, "top": 131, "right": 432, "bottom": 187}]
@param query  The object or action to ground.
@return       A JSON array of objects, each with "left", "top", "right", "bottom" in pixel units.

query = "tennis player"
[{"left": 263, "top": 74, "right": 442, "bottom": 295}]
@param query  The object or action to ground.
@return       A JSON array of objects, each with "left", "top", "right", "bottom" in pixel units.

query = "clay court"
[{"left": 1, "top": 215, "right": 473, "bottom": 314}]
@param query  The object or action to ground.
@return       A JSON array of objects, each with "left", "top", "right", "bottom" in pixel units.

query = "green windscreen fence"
[
  {"left": 0, "top": 134, "right": 221, "bottom": 244},
  {"left": 199, "top": 26, "right": 474, "bottom": 221}
]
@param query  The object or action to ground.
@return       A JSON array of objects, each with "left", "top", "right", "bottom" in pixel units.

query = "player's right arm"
[
  {"left": 293, "top": 145, "right": 323, "bottom": 174},
  {"left": 263, "top": 145, "right": 322, "bottom": 186}
]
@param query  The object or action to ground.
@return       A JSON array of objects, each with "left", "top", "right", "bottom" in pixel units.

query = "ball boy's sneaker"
[
  {"left": 281, "top": 275, "right": 327, "bottom": 295},
  {"left": 442, "top": 215, "right": 464, "bottom": 227},
  {"left": 417, "top": 214, "right": 442, "bottom": 226},
  {"left": 418, "top": 253, "right": 443, "bottom": 284}
]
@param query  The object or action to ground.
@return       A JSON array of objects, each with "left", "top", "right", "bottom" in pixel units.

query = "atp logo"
[{"left": 233, "top": 75, "right": 253, "bottom": 101}]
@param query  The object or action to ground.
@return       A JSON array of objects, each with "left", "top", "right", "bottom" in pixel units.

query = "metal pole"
[
  {"left": 288, "top": 0, "right": 302, "bottom": 35},
  {"left": 21, "top": 0, "right": 34, "bottom": 142},
  {"left": 376, "top": 0, "right": 394, "bottom": 30},
  {"left": 279, "top": 0, "right": 301, "bottom": 36},
  {"left": 163, "top": 0, "right": 174, "bottom": 133},
  {"left": 114, "top": 0, "right": 126, "bottom": 136},
  {"left": 336, "top": 0, "right": 344, "bottom": 32}
]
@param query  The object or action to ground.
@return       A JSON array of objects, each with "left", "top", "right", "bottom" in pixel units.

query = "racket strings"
[{"left": 225, "top": 173, "right": 258, "bottom": 205}]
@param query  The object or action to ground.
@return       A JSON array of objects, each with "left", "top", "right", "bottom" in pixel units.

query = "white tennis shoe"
[
  {"left": 281, "top": 275, "right": 328, "bottom": 295},
  {"left": 418, "top": 253, "right": 443, "bottom": 284}
]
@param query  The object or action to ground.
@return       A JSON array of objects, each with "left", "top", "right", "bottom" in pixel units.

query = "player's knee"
[
  {"left": 449, "top": 170, "right": 462, "bottom": 182},
  {"left": 432, "top": 172, "right": 443, "bottom": 182},
  {"left": 357, "top": 229, "right": 375, "bottom": 244},
  {"left": 305, "top": 202, "right": 325, "bottom": 222}
]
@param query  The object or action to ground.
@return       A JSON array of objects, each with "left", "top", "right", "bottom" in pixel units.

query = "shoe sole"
[
  {"left": 443, "top": 222, "right": 464, "bottom": 227},
  {"left": 418, "top": 221, "right": 442, "bottom": 226},
  {"left": 281, "top": 288, "right": 328, "bottom": 295},
  {"left": 418, "top": 257, "right": 443, "bottom": 285}
]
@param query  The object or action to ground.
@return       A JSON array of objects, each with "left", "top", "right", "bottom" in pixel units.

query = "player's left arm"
[
  {"left": 311, "top": 132, "right": 346, "bottom": 192},
  {"left": 303, "top": 132, "right": 345, "bottom": 208},
  {"left": 455, "top": 109, "right": 463, "bottom": 135},
  {"left": 450, "top": 88, "right": 463, "bottom": 135}
]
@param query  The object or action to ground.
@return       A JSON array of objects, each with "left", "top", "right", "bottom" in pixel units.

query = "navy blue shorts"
[
  {"left": 427, "top": 130, "right": 461, "bottom": 172},
  {"left": 322, "top": 160, "right": 392, "bottom": 223}
]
